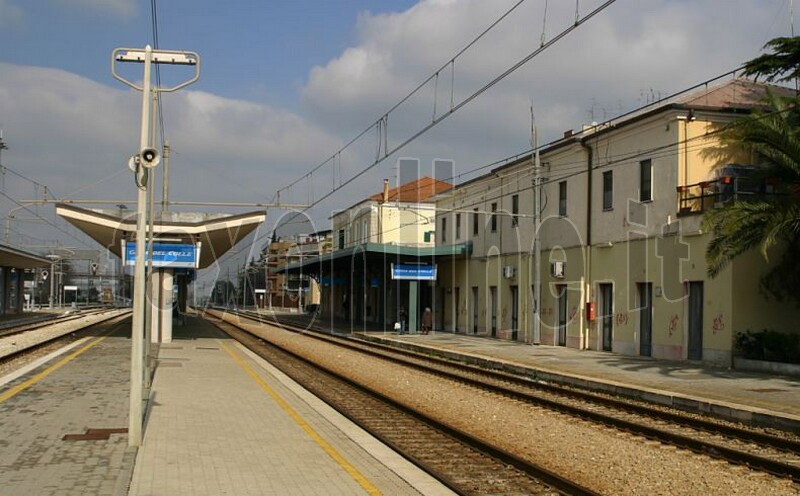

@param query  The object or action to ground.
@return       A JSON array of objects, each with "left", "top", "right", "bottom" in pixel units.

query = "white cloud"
[
  {"left": 53, "top": 0, "right": 137, "bottom": 17},
  {"left": 301, "top": 0, "right": 786, "bottom": 178},
  {"left": 0, "top": 63, "right": 341, "bottom": 208}
]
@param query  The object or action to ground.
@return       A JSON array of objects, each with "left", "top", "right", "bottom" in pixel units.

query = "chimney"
[
  {"left": 563, "top": 129, "right": 574, "bottom": 138},
  {"left": 382, "top": 179, "right": 390, "bottom": 203}
]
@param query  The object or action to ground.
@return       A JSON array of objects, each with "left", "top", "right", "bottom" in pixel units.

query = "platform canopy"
[
  {"left": 0, "top": 244, "right": 51, "bottom": 269},
  {"left": 56, "top": 204, "right": 266, "bottom": 269}
]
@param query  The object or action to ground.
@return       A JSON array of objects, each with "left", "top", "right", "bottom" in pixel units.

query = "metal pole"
[
  {"left": 49, "top": 261, "right": 55, "bottom": 309},
  {"left": 162, "top": 141, "right": 170, "bottom": 213},
  {"left": 532, "top": 107, "right": 542, "bottom": 345},
  {"left": 128, "top": 45, "right": 153, "bottom": 447},
  {"left": 145, "top": 91, "right": 158, "bottom": 383}
]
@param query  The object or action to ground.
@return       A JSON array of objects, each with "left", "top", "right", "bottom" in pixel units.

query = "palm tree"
[{"left": 704, "top": 38, "right": 800, "bottom": 304}]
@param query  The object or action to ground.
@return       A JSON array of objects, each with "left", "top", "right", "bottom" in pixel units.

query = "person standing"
[
  {"left": 421, "top": 307, "right": 432, "bottom": 334},
  {"left": 398, "top": 307, "right": 407, "bottom": 334}
]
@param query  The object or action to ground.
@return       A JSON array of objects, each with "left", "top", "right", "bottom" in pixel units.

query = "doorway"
[
  {"left": 510, "top": 285, "right": 519, "bottom": 341},
  {"left": 454, "top": 287, "right": 460, "bottom": 332},
  {"left": 599, "top": 283, "right": 613, "bottom": 352},
  {"left": 638, "top": 282, "right": 653, "bottom": 357},
  {"left": 471, "top": 286, "right": 479, "bottom": 334},
  {"left": 556, "top": 284, "right": 567, "bottom": 346},
  {"left": 490, "top": 286, "right": 497, "bottom": 337},
  {"left": 688, "top": 281, "right": 703, "bottom": 360}
]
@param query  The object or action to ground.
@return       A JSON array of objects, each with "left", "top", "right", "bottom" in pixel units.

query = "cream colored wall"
[
  {"left": 432, "top": 107, "right": 800, "bottom": 364},
  {"left": 332, "top": 200, "right": 436, "bottom": 248},
  {"left": 732, "top": 248, "right": 800, "bottom": 335},
  {"left": 585, "top": 234, "right": 736, "bottom": 364}
]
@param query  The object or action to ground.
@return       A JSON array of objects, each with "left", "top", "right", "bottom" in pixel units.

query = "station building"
[
  {"left": 433, "top": 78, "right": 800, "bottom": 366},
  {"left": 279, "top": 176, "right": 464, "bottom": 332},
  {"left": 0, "top": 244, "right": 50, "bottom": 315}
]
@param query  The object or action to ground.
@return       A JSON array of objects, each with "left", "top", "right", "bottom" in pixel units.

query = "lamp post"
[
  {"left": 112, "top": 45, "right": 199, "bottom": 447},
  {"left": 45, "top": 255, "right": 58, "bottom": 309}
]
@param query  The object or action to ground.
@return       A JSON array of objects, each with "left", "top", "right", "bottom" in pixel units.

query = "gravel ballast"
[{"left": 223, "top": 314, "right": 799, "bottom": 496}]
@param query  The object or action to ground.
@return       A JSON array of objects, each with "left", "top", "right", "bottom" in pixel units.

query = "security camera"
[{"left": 140, "top": 147, "right": 161, "bottom": 168}]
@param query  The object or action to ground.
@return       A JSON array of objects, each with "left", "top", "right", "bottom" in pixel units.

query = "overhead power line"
[{"left": 273, "top": 0, "right": 617, "bottom": 212}]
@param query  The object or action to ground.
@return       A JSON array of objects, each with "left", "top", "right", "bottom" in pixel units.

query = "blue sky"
[
  {"left": 0, "top": 0, "right": 416, "bottom": 106},
  {"left": 0, "top": 0, "right": 795, "bottom": 278}
]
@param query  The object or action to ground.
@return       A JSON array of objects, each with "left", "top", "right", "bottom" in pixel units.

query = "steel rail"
[
  {"left": 207, "top": 310, "right": 601, "bottom": 496},
  {"left": 226, "top": 309, "right": 800, "bottom": 482}
]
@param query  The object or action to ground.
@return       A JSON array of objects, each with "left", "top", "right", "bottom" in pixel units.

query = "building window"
[
  {"left": 511, "top": 194, "right": 519, "bottom": 227},
  {"left": 640, "top": 159, "right": 652, "bottom": 202},
  {"left": 455, "top": 213, "right": 461, "bottom": 240},
  {"left": 338, "top": 229, "right": 345, "bottom": 250},
  {"left": 473, "top": 208, "right": 479, "bottom": 236},
  {"left": 603, "top": 171, "right": 613, "bottom": 210},
  {"left": 441, "top": 216, "right": 447, "bottom": 243},
  {"left": 491, "top": 203, "right": 498, "bottom": 232},
  {"left": 558, "top": 181, "right": 567, "bottom": 217},
  {"left": 362, "top": 219, "right": 368, "bottom": 242}
]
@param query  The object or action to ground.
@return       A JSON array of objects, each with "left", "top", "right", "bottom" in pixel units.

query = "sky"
[{"left": 0, "top": 0, "right": 795, "bottom": 286}]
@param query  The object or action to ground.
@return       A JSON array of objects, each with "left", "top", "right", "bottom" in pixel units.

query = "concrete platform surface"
[
  {"left": 0, "top": 321, "right": 137, "bottom": 496},
  {"left": 0, "top": 315, "right": 453, "bottom": 495},
  {"left": 130, "top": 318, "right": 450, "bottom": 496}
]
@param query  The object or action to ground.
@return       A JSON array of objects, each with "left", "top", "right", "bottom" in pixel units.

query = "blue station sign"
[
  {"left": 123, "top": 242, "right": 201, "bottom": 269},
  {"left": 391, "top": 263, "right": 437, "bottom": 281}
]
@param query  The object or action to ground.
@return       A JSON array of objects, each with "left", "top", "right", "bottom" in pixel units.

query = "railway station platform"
[
  {"left": 0, "top": 313, "right": 452, "bottom": 495},
  {"left": 359, "top": 330, "right": 800, "bottom": 431}
]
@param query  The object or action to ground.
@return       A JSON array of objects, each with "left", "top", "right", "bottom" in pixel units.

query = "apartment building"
[{"left": 434, "top": 78, "right": 799, "bottom": 365}]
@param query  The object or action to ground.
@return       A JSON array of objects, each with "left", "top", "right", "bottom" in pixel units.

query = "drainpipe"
[{"left": 580, "top": 136, "right": 594, "bottom": 351}]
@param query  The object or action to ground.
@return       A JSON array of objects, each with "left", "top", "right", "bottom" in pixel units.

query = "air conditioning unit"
[
  {"left": 503, "top": 266, "right": 516, "bottom": 279},
  {"left": 551, "top": 261, "right": 565, "bottom": 279}
]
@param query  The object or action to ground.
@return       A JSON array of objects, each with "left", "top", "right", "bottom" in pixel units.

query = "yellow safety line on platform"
[
  {"left": 220, "top": 340, "right": 383, "bottom": 496},
  {"left": 0, "top": 336, "right": 108, "bottom": 404}
]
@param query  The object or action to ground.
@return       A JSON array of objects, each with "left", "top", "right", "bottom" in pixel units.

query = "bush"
[{"left": 735, "top": 329, "right": 800, "bottom": 364}]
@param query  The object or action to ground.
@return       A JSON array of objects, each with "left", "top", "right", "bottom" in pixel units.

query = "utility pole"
[
  {"left": 0, "top": 130, "right": 8, "bottom": 193},
  {"left": 162, "top": 141, "right": 170, "bottom": 213},
  {"left": 112, "top": 45, "right": 199, "bottom": 448},
  {"left": 531, "top": 105, "right": 542, "bottom": 345}
]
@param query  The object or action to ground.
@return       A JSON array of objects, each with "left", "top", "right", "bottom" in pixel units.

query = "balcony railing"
[{"left": 677, "top": 176, "right": 771, "bottom": 216}]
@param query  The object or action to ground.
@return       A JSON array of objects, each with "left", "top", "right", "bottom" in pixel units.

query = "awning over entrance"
[
  {"left": 0, "top": 244, "right": 51, "bottom": 269},
  {"left": 274, "top": 242, "right": 472, "bottom": 274},
  {"left": 56, "top": 204, "right": 266, "bottom": 269}
]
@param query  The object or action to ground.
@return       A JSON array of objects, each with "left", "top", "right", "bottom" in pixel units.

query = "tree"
[
  {"left": 705, "top": 37, "right": 800, "bottom": 305},
  {"left": 741, "top": 37, "right": 800, "bottom": 84}
]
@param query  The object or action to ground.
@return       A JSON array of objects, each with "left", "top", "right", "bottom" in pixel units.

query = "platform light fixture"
[{"left": 112, "top": 44, "right": 200, "bottom": 448}]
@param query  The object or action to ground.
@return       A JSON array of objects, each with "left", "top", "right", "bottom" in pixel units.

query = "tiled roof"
[
  {"left": 675, "top": 78, "right": 796, "bottom": 110},
  {"left": 369, "top": 176, "right": 453, "bottom": 203}
]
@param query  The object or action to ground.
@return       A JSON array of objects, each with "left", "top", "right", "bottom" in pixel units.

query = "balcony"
[{"left": 677, "top": 169, "right": 773, "bottom": 216}]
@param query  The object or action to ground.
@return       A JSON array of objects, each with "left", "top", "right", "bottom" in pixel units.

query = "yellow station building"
[{"left": 434, "top": 78, "right": 800, "bottom": 366}]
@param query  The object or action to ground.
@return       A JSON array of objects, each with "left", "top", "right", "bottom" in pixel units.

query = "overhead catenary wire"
[
  {"left": 256, "top": 86, "right": 799, "bottom": 249},
  {"left": 0, "top": 190, "right": 94, "bottom": 249},
  {"left": 292, "top": 0, "right": 619, "bottom": 214},
  {"left": 272, "top": 0, "right": 535, "bottom": 202}
]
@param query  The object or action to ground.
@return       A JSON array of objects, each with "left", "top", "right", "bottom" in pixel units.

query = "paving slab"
[
  {"left": 0, "top": 321, "right": 137, "bottom": 496},
  {"left": 128, "top": 317, "right": 452, "bottom": 496}
]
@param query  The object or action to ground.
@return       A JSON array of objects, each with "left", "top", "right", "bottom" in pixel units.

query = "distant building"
[
  {"left": 331, "top": 176, "right": 452, "bottom": 249},
  {"left": 265, "top": 230, "right": 333, "bottom": 309},
  {"left": 0, "top": 244, "right": 50, "bottom": 315},
  {"left": 279, "top": 177, "right": 460, "bottom": 331}
]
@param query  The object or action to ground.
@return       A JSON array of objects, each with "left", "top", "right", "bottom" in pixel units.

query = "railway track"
[
  {"left": 0, "top": 308, "right": 110, "bottom": 339},
  {"left": 206, "top": 310, "right": 600, "bottom": 495},
  {"left": 0, "top": 309, "right": 131, "bottom": 364},
  {"left": 221, "top": 308, "right": 800, "bottom": 483}
]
